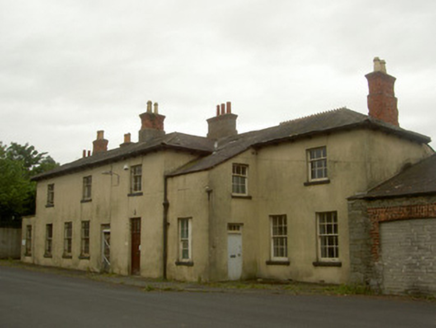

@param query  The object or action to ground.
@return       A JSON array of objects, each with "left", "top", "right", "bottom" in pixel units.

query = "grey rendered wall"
[
  {"left": 380, "top": 218, "right": 436, "bottom": 296},
  {"left": 0, "top": 227, "right": 21, "bottom": 259}
]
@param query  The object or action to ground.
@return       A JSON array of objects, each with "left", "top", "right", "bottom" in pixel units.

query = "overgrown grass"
[{"left": 323, "top": 284, "right": 375, "bottom": 296}]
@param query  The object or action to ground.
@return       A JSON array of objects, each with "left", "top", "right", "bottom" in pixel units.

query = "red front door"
[{"left": 131, "top": 218, "right": 141, "bottom": 275}]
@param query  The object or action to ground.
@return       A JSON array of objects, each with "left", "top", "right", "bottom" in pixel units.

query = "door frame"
[
  {"left": 130, "top": 218, "right": 141, "bottom": 275},
  {"left": 227, "top": 223, "right": 243, "bottom": 281},
  {"left": 101, "top": 224, "right": 111, "bottom": 273}
]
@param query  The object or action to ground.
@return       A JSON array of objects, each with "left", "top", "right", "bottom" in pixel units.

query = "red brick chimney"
[
  {"left": 92, "top": 130, "right": 108, "bottom": 155},
  {"left": 138, "top": 100, "right": 166, "bottom": 142},
  {"left": 365, "top": 57, "right": 399, "bottom": 126},
  {"left": 207, "top": 101, "right": 238, "bottom": 139}
]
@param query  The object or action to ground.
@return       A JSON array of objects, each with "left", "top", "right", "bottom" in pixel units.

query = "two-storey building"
[{"left": 22, "top": 58, "right": 434, "bottom": 288}]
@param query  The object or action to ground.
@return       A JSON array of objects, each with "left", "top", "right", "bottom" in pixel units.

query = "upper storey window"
[
  {"left": 307, "top": 147, "right": 327, "bottom": 181},
  {"left": 46, "top": 184, "right": 54, "bottom": 207},
  {"left": 232, "top": 164, "right": 248, "bottom": 195},
  {"left": 130, "top": 165, "right": 142, "bottom": 193},
  {"left": 82, "top": 176, "right": 92, "bottom": 201}
]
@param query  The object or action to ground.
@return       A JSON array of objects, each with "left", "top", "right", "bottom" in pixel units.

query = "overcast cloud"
[{"left": 1, "top": 0, "right": 435, "bottom": 164}]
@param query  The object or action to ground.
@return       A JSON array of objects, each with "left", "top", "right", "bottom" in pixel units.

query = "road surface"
[{"left": 0, "top": 265, "right": 435, "bottom": 327}]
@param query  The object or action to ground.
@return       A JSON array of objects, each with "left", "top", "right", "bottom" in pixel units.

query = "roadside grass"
[{"left": 2, "top": 260, "right": 434, "bottom": 301}]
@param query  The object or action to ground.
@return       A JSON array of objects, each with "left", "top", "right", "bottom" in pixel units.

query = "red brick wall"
[{"left": 140, "top": 112, "right": 165, "bottom": 130}]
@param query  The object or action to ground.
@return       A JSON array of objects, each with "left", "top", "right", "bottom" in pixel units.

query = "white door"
[{"left": 227, "top": 233, "right": 242, "bottom": 280}]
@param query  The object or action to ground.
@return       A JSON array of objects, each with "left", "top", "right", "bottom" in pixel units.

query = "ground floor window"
[
  {"left": 25, "top": 225, "right": 32, "bottom": 256},
  {"left": 178, "top": 218, "right": 192, "bottom": 262},
  {"left": 45, "top": 224, "right": 53, "bottom": 257},
  {"left": 270, "top": 215, "right": 288, "bottom": 260},
  {"left": 80, "top": 221, "right": 90, "bottom": 258},
  {"left": 317, "top": 212, "right": 339, "bottom": 261},
  {"left": 63, "top": 222, "right": 72, "bottom": 258}
]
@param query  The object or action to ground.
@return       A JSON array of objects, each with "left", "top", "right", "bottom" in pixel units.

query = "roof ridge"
[{"left": 279, "top": 107, "right": 350, "bottom": 125}]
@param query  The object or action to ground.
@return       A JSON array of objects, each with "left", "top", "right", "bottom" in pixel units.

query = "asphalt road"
[{"left": 0, "top": 266, "right": 435, "bottom": 328}]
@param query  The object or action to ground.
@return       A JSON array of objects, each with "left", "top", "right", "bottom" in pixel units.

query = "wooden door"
[{"left": 131, "top": 218, "right": 141, "bottom": 275}]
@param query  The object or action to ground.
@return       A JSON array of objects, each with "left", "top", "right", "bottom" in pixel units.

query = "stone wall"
[{"left": 348, "top": 195, "right": 436, "bottom": 295}]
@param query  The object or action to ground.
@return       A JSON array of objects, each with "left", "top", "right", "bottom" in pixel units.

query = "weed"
[
  {"left": 323, "top": 284, "right": 374, "bottom": 296},
  {"left": 144, "top": 285, "right": 155, "bottom": 292}
]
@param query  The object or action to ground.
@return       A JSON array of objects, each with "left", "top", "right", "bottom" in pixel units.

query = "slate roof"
[
  {"left": 32, "top": 132, "right": 214, "bottom": 181},
  {"left": 33, "top": 107, "right": 432, "bottom": 181},
  {"left": 353, "top": 154, "right": 436, "bottom": 199},
  {"left": 169, "top": 107, "right": 431, "bottom": 176}
]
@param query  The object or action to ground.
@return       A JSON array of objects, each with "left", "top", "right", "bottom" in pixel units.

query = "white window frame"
[
  {"left": 82, "top": 176, "right": 92, "bottom": 200},
  {"left": 178, "top": 218, "right": 192, "bottom": 262},
  {"left": 63, "top": 222, "right": 72, "bottom": 257},
  {"left": 47, "top": 183, "right": 54, "bottom": 206},
  {"left": 270, "top": 215, "right": 288, "bottom": 261},
  {"left": 80, "top": 221, "right": 90, "bottom": 257},
  {"left": 45, "top": 224, "right": 53, "bottom": 257},
  {"left": 130, "top": 165, "right": 142, "bottom": 193},
  {"left": 307, "top": 147, "right": 328, "bottom": 181},
  {"left": 317, "top": 212, "right": 339, "bottom": 262},
  {"left": 232, "top": 164, "right": 248, "bottom": 195}
]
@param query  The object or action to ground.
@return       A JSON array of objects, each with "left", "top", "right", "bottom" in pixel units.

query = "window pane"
[
  {"left": 271, "top": 215, "right": 288, "bottom": 259},
  {"left": 232, "top": 164, "right": 248, "bottom": 194},
  {"left": 131, "top": 165, "right": 142, "bottom": 192},
  {"left": 317, "top": 212, "right": 338, "bottom": 260},
  {"left": 308, "top": 147, "right": 327, "bottom": 180},
  {"left": 179, "top": 219, "right": 191, "bottom": 261}
]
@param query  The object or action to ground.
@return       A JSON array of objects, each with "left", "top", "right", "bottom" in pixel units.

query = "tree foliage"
[{"left": 0, "top": 142, "right": 59, "bottom": 223}]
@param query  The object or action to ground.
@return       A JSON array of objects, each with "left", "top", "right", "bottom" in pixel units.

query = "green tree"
[{"left": 0, "top": 142, "right": 59, "bottom": 223}]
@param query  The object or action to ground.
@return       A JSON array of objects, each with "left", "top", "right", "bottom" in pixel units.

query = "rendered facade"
[{"left": 22, "top": 59, "right": 434, "bottom": 291}]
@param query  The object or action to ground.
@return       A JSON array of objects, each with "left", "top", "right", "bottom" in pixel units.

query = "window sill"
[
  {"left": 312, "top": 261, "right": 341, "bottom": 267},
  {"left": 81, "top": 199, "right": 92, "bottom": 203},
  {"left": 266, "top": 260, "right": 290, "bottom": 266},
  {"left": 45, "top": 204, "right": 54, "bottom": 208},
  {"left": 62, "top": 254, "right": 72, "bottom": 259},
  {"left": 175, "top": 261, "right": 194, "bottom": 267},
  {"left": 24, "top": 254, "right": 32, "bottom": 257},
  {"left": 231, "top": 194, "right": 252, "bottom": 200},
  {"left": 304, "top": 179, "right": 330, "bottom": 187},
  {"left": 128, "top": 192, "right": 143, "bottom": 197},
  {"left": 43, "top": 254, "right": 52, "bottom": 258},
  {"left": 79, "top": 255, "right": 90, "bottom": 260}
]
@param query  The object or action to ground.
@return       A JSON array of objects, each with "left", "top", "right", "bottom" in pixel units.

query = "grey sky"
[{"left": 1, "top": 0, "right": 435, "bottom": 164}]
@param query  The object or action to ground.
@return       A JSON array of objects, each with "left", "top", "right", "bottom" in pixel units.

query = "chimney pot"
[
  {"left": 124, "top": 133, "right": 131, "bottom": 143},
  {"left": 207, "top": 101, "right": 238, "bottom": 139},
  {"left": 373, "top": 57, "right": 387, "bottom": 73},
  {"left": 97, "top": 130, "right": 104, "bottom": 140},
  {"left": 138, "top": 101, "right": 166, "bottom": 142},
  {"left": 82, "top": 150, "right": 86, "bottom": 158},
  {"left": 87, "top": 150, "right": 91, "bottom": 157},
  {"left": 366, "top": 58, "right": 399, "bottom": 126}
]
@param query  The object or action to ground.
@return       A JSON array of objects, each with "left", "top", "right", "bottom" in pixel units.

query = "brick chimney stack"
[
  {"left": 365, "top": 57, "right": 399, "bottom": 126},
  {"left": 207, "top": 101, "right": 238, "bottom": 139},
  {"left": 92, "top": 130, "right": 108, "bottom": 155},
  {"left": 138, "top": 100, "right": 166, "bottom": 142},
  {"left": 120, "top": 133, "right": 132, "bottom": 147}
]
